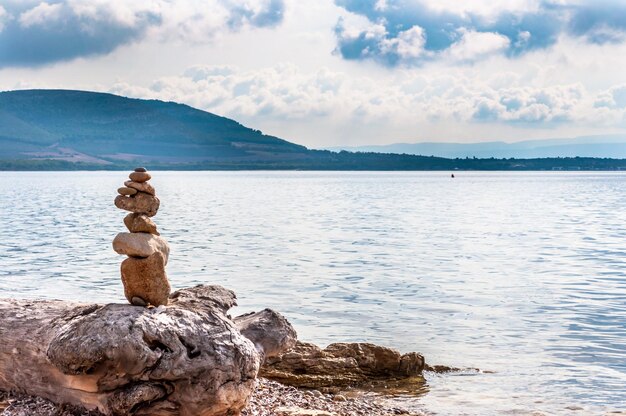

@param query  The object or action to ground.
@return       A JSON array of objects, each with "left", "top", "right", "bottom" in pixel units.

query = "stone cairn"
[{"left": 112, "top": 167, "right": 171, "bottom": 307}]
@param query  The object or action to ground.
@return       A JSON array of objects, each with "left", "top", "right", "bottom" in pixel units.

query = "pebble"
[
  {"left": 117, "top": 187, "right": 137, "bottom": 196},
  {"left": 131, "top": 296, "right": 147, "bottom": 306},
  {"left": 134, "top": 167, "right": 147, "bottom": 172},
  {"left": 129, "top": 171, "right": 151, "bottom": 183},
  {"left": 242, "top": 378, "right": 422, "bottom": 416}
]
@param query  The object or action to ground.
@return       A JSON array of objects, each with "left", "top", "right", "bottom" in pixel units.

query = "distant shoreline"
[{"left": 1, "top": 156, "right": 626, "bottom": 172}]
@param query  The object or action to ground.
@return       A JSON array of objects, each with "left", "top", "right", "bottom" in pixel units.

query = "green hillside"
[{"left": 0, "top": 89, "right": 307, "bottom": 163}]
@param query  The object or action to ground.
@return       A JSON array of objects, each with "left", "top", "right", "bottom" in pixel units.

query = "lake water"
[{"left": 1, "top": 171, "right": 625, "bottom": 415}]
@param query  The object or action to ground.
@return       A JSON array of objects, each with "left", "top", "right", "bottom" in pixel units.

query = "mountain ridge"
[{"left": 327, "top": 135, "right": 626, "bottom": 159}]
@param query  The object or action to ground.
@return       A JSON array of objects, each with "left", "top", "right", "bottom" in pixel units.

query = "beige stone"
[
  {"left": 129, "top": 171, "right": 151, "bottom": 183},
  {"left": 117, "top": 186, "right": 137, "bottom": 196},
  {"left": 124, "top": 180, "right": 155, "bottom": 196},
  {"left": 124, "top": 213, "right": 159, "bottom": 235},
  {"left": 112, "top": 232, "right": 169, "bottom": 264},
  {"left": 120, "top": 252, "right": 170, "bottom": 306},
  {"left": 114, "top": 193, "right": 160, "bottom": 217}
]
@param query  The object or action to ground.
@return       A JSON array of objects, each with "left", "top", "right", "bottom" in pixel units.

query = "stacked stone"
[{"left": 112, "top": 168, "right": 171, "bottom": 307}]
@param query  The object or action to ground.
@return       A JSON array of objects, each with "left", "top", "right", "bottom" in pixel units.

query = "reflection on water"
[{"left": 1, "top": 171, "right": 625, "bottom": 415}]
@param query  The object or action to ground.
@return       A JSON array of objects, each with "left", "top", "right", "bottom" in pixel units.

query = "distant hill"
[
  {"left": 0, "top": 89, "right": 307, "bottom": 164},
  {"left": 328, "top": 136, "right": 626, "bottom": 159},
  {"left": 0, "top": 89, "right": 625, "bottom": 171}
]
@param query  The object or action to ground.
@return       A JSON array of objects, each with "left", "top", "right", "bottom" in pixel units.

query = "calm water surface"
[{"left": 1, "top": 171, "right": 625, "bottom": 415}]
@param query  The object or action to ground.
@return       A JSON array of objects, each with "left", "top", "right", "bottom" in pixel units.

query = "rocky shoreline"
[
  {"left": 0, "top": 172, "right": 428, "bottom": 416},
  {"left": 0, "top": 378, "right": 423, "bottom": 416}
]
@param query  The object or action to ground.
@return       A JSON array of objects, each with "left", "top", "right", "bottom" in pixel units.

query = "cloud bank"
[
  {"left": 0, "top": 0, "right": 285, "bottom": 68},
  {"left": 107, "top": 63, "right": 626, "bottom": 146},
  {"left": 334, "top": 0, "right": 626, "bottom": 65}
]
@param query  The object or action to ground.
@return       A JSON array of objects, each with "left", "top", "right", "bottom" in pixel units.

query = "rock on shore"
[{"left": 261, "top": 341, "right": 425, "bottom": 389}]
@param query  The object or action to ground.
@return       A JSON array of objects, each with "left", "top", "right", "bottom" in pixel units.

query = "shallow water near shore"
[{"left": 1, "top": 171, "right": 625, "bottom": 415}]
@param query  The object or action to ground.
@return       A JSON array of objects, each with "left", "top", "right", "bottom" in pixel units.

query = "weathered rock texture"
[
  {"left": 260, "top": 341, "right": 425, "bottom": 389},
  {"left": 0, "top": 285, "right": 296, "bottom": 416}
]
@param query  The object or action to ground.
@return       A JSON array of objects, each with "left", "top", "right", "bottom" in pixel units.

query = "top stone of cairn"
[{"left": 129, "top": 171, "right": 151, "bottom": 183}]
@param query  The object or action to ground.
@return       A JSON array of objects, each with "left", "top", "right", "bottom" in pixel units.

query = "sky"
[{"left": 1, "top": 0, "right": 626, "bottom": 148}]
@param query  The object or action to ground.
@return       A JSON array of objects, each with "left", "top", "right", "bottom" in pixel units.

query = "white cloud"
[
  {"left": 381, "top": 26, "right": 427, "bottom": 59},
  {"left": 106, "top": 61, "right": 626, "bottom": 146},
  {"left": 334, "top": 0, "right": 626, "bottom": 66},
  {"left": 594, "top": 84, "right": 626, "bottom": 109},
  {"left": 19, "top": 2, "right": 62, "bottom": 27},
  {"left": 374, "top": 0, "right": 388, "bottom": 12},
  {"left": 445, "top": 30, "right": 510, "bottom": 63},
  {"left": 1, "top": 0, "right": 286, "bottom": 67},
  {"left": 0, "top": 6, "right": 9, "bottom": 32},
  {"left": 66, "top": 0, "right": 155, "bottom": 28},
  {"left": 423, "top": 0, "right": 541, "bottom": 18}
]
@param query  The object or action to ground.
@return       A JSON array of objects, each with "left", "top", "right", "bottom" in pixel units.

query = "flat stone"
[
  {"left": 124, "top": 180, "right": 155, "bottom": 196},
  {"left": 134, "top": 167, "right": 147, "bottom": 172},
  {"left": 261, "top": 341, "right": 425, "bottom": 389},
  {"left": 112, "top": 232, "right": 169, "bottom": 264},
  {"left": 120, "top": 252, "right": 170, "bottom": 306},
  {"left": 117, "top": 186, "right": 137, "bottom": 196},
  {"left": 114, "top": 193, "right": 160, "bottom": 217},
  {"left": 124, "top": 213, "right": 159, "bottom": 235},
  {"left": 129, "top": 171, "right": 151, "bottom": 183}
]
